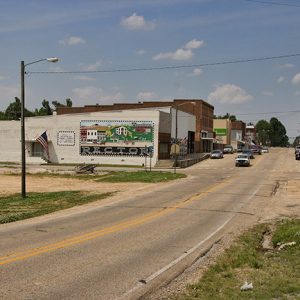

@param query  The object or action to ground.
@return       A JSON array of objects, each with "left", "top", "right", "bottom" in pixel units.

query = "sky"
[{"left": 0, "top": 0, "right": 299, "bottom": 140}]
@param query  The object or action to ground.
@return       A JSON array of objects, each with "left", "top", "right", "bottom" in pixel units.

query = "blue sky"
[{"left": 0, "top": 0, "right": 299, "bottom": 140}]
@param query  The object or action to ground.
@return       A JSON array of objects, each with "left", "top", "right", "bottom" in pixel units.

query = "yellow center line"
[{"left": 0, "top": 176, "right": 235, "bottom": 266}]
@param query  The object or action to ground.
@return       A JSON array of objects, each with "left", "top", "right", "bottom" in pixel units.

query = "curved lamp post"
[{"left": 21, "top": 57, "right": 59, "bottom": 198}]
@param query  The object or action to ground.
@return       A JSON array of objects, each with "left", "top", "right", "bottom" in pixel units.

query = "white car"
[
  {"left": 261, "top": 147, "right": 269, "bottom": 153},
  {"left": 235, "top": 154, "right": 251, "bottom": 167}
]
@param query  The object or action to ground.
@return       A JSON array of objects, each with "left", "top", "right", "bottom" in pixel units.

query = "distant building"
[
  {"left": 56, "top": 99, "right": 215, "bottom": 153},
  {"left": 245, "top": 123, "right": 257, "bottom": 144},
  {"left": 231, "top": 121, "right": 246, "bottom": 150},
  {"left": 213, "top": 119, "right": 231, "bottom": 146}
]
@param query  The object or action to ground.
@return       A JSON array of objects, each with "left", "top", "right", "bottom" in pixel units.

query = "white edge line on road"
[{"left": 118, "top": 184, "right": 262, "bottom": 300}]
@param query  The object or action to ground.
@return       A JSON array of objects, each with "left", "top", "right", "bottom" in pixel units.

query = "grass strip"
[
  {"left": 175, "top": 219, "right": 300, "bottom": 299},
  {"left": 95, "top": 171, "right": 186, "bottom": 183},
  {"left": 0, "top": 191, "right": 114, "bottom": 224},
  {"left": 5, "top": 171, "right": 186, "bottom": 183}
]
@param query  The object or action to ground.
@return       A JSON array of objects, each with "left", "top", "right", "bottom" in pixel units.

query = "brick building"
[{"left": 56, "top": 99, "right": 215, "bottom": 153}]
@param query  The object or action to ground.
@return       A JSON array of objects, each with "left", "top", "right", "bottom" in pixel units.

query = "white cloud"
[
  {"left": 279, "top": 63, "right": 294, "bottom": 69},
  {"left": 188, "top": 68, "right": 203, "bottom": 77},
  {"left": 59, "top": 36, "right": 86, "bottom": 46},
  {"left": 262, "top": 91, "right": 273, "bottom": 96},
  {"left": 277, "top": 76, "right": 285, "bottom": 83},
  {"left": 72, "top": 86, "right": 123, "bottom": 103},
  {"left": 153, "top": 39, "right": 204, "bottom": 61},
  {"left": 184, "top": 39, "right": 204, "bottom": 49},
  {"left": 136, "top": 91, "right": 157, "bottom": 101},
  {"left": 0, "top": 76, "right": 7, "bottom": 80},
  {"left": 172, "top": 48, "right": 194, "bottom": 60},
  {"left": 120, "top": 13, "right": 156, "bottom": 30},
  {"left": 208, "top": 84, "right": 252, "bottom": 104},
  {"left": 81, "top": 61, "right": 103, "bottom": 72},
  {"left": 292, "top": 73, "right": 300, "bottom": 85},
  {"left": 74, "top": 75, "right": 95, "bottom": 81},
  {"left": 153, "top": 48, "right": 193, "bottom": 61},
  {"left": 137, "top": 49, "right": 146, "bottom": 55}
]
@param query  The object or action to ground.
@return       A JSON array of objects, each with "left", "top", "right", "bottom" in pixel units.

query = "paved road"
[{"left": 0, "top": 148, "right": 298, "bottom": 299}]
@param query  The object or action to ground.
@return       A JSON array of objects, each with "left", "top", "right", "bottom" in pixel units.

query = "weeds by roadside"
[
  {"left": 175, "top": 219, "right": 300, "bottom": 299},
  {"left": 5, "top": 171, "right": 186, "bottom": 183},
  {"left": 0, "top": 191, "right": 115, "bottom": 224}
]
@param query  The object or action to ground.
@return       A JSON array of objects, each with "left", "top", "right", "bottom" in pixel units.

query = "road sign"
[{"left": 170, "top": 144, "right": 180, "bottom": 155}]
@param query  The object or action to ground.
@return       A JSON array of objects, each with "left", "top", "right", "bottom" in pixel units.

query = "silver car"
[{"left": 210, "top": 149, "right": 223, "bottom": 159}]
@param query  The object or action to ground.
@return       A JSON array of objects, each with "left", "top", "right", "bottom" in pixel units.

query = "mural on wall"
[{"left": 80, "top": 120, "right": 154, "bottom": 156}]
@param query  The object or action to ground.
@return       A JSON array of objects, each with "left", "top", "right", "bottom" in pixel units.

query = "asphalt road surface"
[{"left": 0, "top": 148, "right": 297, "bottom": 299}]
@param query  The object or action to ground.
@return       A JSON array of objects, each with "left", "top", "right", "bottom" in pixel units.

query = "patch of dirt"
[{"left": 0, "top": 172, "right": 157, "bottom": 206}]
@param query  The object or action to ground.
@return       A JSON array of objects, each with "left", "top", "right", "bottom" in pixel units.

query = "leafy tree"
[
  {"left": 0, "top": 111, "right": 9, "bottom": 120},
  {"left": 214, "top": 113, "right": 237, "bottom": 121},
  {"left": 4, "top": 97, "right": 34, "bottom": 120},
  {"left": 66, "top": 98, "right": 72, "bottom": 107},
  {"left": 52, "top": 98, "right": 73, "bottom": 109},
  {"left": 35, "top": 99, "right": 53, "bottom": 116},
  {"left": 269, "top": 117, "right": 289, "bottom": 147},
  {"left": 255, "top": 120, "right": 271, "bottom": 146}
]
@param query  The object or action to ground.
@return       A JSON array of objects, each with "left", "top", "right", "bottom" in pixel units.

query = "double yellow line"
[{"left": 0, "top": 176, "right": 233, "bottom": 266}]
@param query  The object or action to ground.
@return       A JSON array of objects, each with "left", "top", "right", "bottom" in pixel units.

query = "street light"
[
  {"left": 21, "top": 57, "right": 59, "bottom": 198},
  {"left": 173, "top": 102, "right": 196, "bottom": 174}
]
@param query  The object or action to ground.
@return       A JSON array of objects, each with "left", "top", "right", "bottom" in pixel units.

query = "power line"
[
  {"left": 244, "top": 0, "right": 300, "bottom": 8},
  {"left": 236, "top": 110, "right": 300, "bottom": 115},
  {"left": 28, "top": 53, "right": 300, "bottom": 75}
]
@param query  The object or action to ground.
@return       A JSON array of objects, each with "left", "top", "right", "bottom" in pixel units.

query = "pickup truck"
[{"left": 235, "top": 154, "right": 251, "bottom": 167}]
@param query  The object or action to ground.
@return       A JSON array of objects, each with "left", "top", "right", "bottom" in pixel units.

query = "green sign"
[{"left": 214, "top": 128, "right": 227, "bottom": 136}]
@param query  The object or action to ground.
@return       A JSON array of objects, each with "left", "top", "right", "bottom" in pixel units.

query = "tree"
[
  {"left": 4, "top": 97, "right": 34, "bottom": 120},
  {"left": 269, "top": 117, "right": 289, "bottom": 147},
  {"left": 35, "top": 99, "right": 53, "bottom": 116},
  {"left": 0, "top": 111, "right": 8, "bottom": 120},
  {"left": 214, "top": 113, "right": 237, "bottom": 121},
  {"left": 255, "top": 120, "right": 271, "bottom": 146},
  {"left": 66, "top": 98, "right": 72, "bottom": 107},
  {"left": 52, "top": 98, "right": 73, "bottom": 109}
]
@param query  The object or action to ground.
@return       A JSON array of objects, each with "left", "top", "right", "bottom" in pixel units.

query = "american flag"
[{"left": 36, "top": 131, "right": 49, "bottom": 161}]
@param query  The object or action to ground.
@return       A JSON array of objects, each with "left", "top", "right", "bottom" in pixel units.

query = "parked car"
[
  {"left": 223, "top": 145, "right": 234, "bottom": 154},
  {"left": 261, "top": 146, "right": 269, "bottom": 153},
  {"left": 210, "top": 149, "right": 223, "bottom": 159},
  {"left": 235, "top": 154, "right": 251, "bottom": 167},
  {"left": 295, "top": 145, "right": 300, "bottom": 154},
  {"left": 250, "top": 145, "right": 262, "bottom": 155},
  {"left": 296, "top": 150, "right": 300, "bottom": 160},
  {"left": 242, "top": 149, "right": 255, "bottom": 159}
]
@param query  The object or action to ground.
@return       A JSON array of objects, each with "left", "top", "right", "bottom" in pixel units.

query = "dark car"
[
  {"left": 242, "top": 149, "right": 255, "bottom": 159},
  {"left": 250, "top": 145, "right": 262, "bottom": 155},
  {"left": 223, "top": 145, "right": 234, "bottom": 154},
  {"left": 296, "top": 150, "right": 300, "bottom": 160}
]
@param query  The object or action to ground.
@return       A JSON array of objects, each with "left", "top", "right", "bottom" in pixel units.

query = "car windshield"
[
  {"left": 212, "top": 150, "right": 221, "bottom": 153},
  {"left": 238, "top": 155, "right": 248, "bottom": 158}
]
